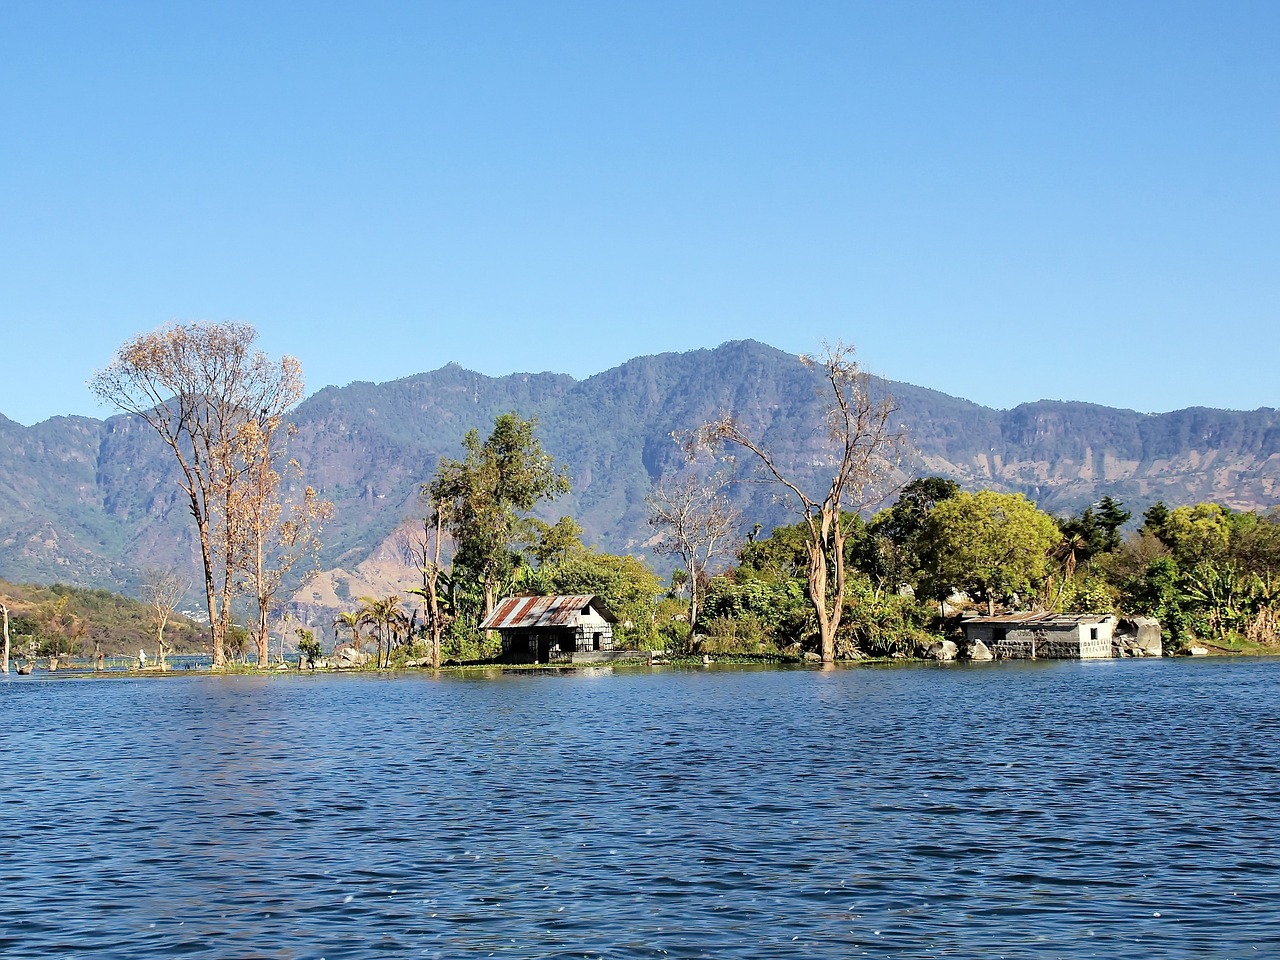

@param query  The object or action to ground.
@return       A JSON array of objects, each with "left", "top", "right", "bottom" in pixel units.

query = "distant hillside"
[
  {"left": 0, "top": 579, "right": 206, "bottom": 656},
  {"left": 1, "top": 341, "right": 1277, "bottom": 611}
]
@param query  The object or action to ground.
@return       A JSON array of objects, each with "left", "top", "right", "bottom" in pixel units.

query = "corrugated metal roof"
[
  {"left": 480, "top": 595, "right": 605, "bottom": 630},
  {"left": 963, "top": 613, "right": 1112, "bottom": 626}
]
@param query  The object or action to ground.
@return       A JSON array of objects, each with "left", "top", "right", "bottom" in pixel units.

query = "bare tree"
[
  {"left": 399, "top": 506, "right": 450, "bottom": 670},
  {"left": 90, "top": 322, "right": 303, "bottom": 666},
  {"left": 1, "top": 600, "right": 10, "bottom": 675},
  {"left": 647, "top": 472, "right": 742, "bottom": 631},
  {"left": 693, "top": 344, "right": 901, "bottom": 662},
  {"left": 142, "top": 568, "right": 189, "bottom": 671},
  {"left": 231, "top": 417, "right": 334, "bottom": 666}
]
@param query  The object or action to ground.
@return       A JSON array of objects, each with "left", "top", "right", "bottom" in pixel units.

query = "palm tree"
[
  {"left": 1049, "top": 531, "right": 1088, "bottom": 609},
  {"left": 334, "top": 610, "right": 363, "bottom": 659},
  {"left": 357, "top": 595, "right": 404, "bottom": 669},
  {"left": 387, "top": 608, "right": 412, "bottom": 665}
]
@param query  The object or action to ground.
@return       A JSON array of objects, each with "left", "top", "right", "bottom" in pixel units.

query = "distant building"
[
  {"left": 481, "top": 595, "right": 618, "bottom": 664},
  {"left": 962, "top": 613, "right": 1117, "bottom": 659}
]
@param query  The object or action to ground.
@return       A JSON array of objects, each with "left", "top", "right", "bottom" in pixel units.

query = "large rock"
[
  {"left": 1114, "top": 617, "right": 1163, "bottom": 657},
  {"left": 967, "top": 639, "right": 994, "bottom": 661},
  {"left": 928, "top": 640, "right": 958, "bottom": 661},
  {"left": 333, "top": 644, "right": 370, "bottom": 667}
]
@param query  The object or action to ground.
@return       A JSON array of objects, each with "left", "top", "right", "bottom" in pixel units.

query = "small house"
[
  {"left": 481, "top": 595, "right": 617, "bottom": 664},
  {"left": 962, "top": 613, "right": 1117, "bottom": 660}
]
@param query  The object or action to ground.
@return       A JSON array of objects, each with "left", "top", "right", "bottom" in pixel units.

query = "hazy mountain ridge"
[{"left": 1, "top": 340, "right": 1276, "bottom": 598}]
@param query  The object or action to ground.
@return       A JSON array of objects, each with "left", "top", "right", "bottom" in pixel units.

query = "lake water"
[{"left": 2, "top": 658, "right": 1278, "bottom": 959}]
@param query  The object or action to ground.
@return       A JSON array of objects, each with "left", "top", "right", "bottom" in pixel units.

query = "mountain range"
[{"left": 2, "top": 340, "right": 1277, "bottom": 614}]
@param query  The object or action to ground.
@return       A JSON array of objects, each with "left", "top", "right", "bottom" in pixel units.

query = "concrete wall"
[{"left": 964, "top": 616, "right": 1116, "bottom": 659}]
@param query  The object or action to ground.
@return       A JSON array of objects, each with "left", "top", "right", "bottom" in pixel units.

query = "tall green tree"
[
  {"left": 525, "top": 516, "right": 586, "bottom": 567},
  {"left": 1154, "top": 503, "right": 1233, "bottom": 567},
  {"left": 918, "top": 490, "right": 1060, "bottom": 615},
  {"left": 1095, "top": 496, "right": 1131, "bottom": 553},
  {"left": 427, "top": 412, "right": 570, "bottom": 621},
  {"left": 863, "top": 477, "right": 961, "bottom": 592}
]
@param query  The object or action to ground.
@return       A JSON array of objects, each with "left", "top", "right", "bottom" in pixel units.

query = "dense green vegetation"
[
  {"left": 1100, "top": 502, "right": 1280, "bottom": 652},
  {"left": 11, "top": 489, "right": 1278, "bottom": 667},
  {"left": 329, "top": 403, "right": 1280, "bottom": 666},
  {"left": 6, "top": 487, "right": 1279, "bottom": 668}
]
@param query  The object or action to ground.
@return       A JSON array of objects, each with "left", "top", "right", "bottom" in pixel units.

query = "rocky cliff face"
[
  {"left": 1, "top": 341, "right": 1276, "bottom": 598},
  {"left": 916, "top": 401, "right": 1280, "bottom": 514}
]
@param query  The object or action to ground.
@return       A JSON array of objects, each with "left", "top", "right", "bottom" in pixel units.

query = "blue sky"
[{"left": 1, "top": 1, "right": 1276, "bottom": 426}]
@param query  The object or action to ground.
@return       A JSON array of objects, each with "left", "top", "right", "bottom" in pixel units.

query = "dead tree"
[
  {"left": 693, "top": 343, "right": 901, "bottom": 662},
  {"left": 90, "top": 322, "right": 303, "bottom": 665},
  {"left": 646, "top": 472, "right": 741, "bottom": 631},
  {"left": 142, "top": 568, "right": 189, "bottom": 671}
]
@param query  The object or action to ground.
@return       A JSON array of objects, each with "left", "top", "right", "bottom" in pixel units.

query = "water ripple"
[{"left": 2, "top": 659, "right": 1279, "bottom": 957}]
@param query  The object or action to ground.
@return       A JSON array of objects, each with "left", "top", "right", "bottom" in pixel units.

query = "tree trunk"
[
  {"left": 806, "top": 538, "right": 836, "bottom": 663},
  {"left": 426, "top": 579, "right": 442, "bottom": 669},
  {"left": 688, "top": 566, "right": 700, "bottom": 635},
  {"left": 428, "top": 512, "right": 444, "bottom": 669},
  {"left": 196, "top": 517, "right": 225, "bottom": 666},
  {"left": 256, "top": 607, "right": 270, "bottom": 667},
  {"left": 483, "top": 580, "right": 497, "bottom": 622},
  {"left": 1, "top": 603, "right": 9, "bottom": 675}
]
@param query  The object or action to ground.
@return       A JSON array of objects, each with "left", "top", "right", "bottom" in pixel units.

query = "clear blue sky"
[{"left": 1, "top": 1, "right": 1276, "bottom": 426}]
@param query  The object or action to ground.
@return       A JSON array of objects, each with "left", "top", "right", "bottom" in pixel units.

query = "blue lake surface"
[{"left": 2, "top": 658, "right": 1278, "bottom": 958}]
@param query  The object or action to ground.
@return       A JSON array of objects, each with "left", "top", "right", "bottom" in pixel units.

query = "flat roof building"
[{"left": 962, "top": 613, "right": 1117, "bottom": 659}]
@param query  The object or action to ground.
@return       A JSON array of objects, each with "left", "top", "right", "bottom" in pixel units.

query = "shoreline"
[{"left": 6, "top": 649, "right": 1270, "bottom": 682}]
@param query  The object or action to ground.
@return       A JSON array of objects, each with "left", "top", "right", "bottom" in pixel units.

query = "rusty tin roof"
[{"left": 480, "top": 595, "right": 614, "bottom": 630}]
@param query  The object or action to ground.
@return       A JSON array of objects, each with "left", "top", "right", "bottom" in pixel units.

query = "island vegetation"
[{"left": 3, "top": 323, "right": 1279, "bottom": 674}]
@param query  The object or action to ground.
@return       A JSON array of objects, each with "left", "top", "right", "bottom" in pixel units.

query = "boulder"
[
  {"left": 968, "top": 639, "right": 994, "bottom": 661},
  {"left": 1114, "top": 617, "right": 1162, "bottom": 657},
  {"left": 333, "top": 644, "right": 370, "bottom": 667},
  {"left": 928, "top": 640, "right": 958, "bottom": 661}
]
